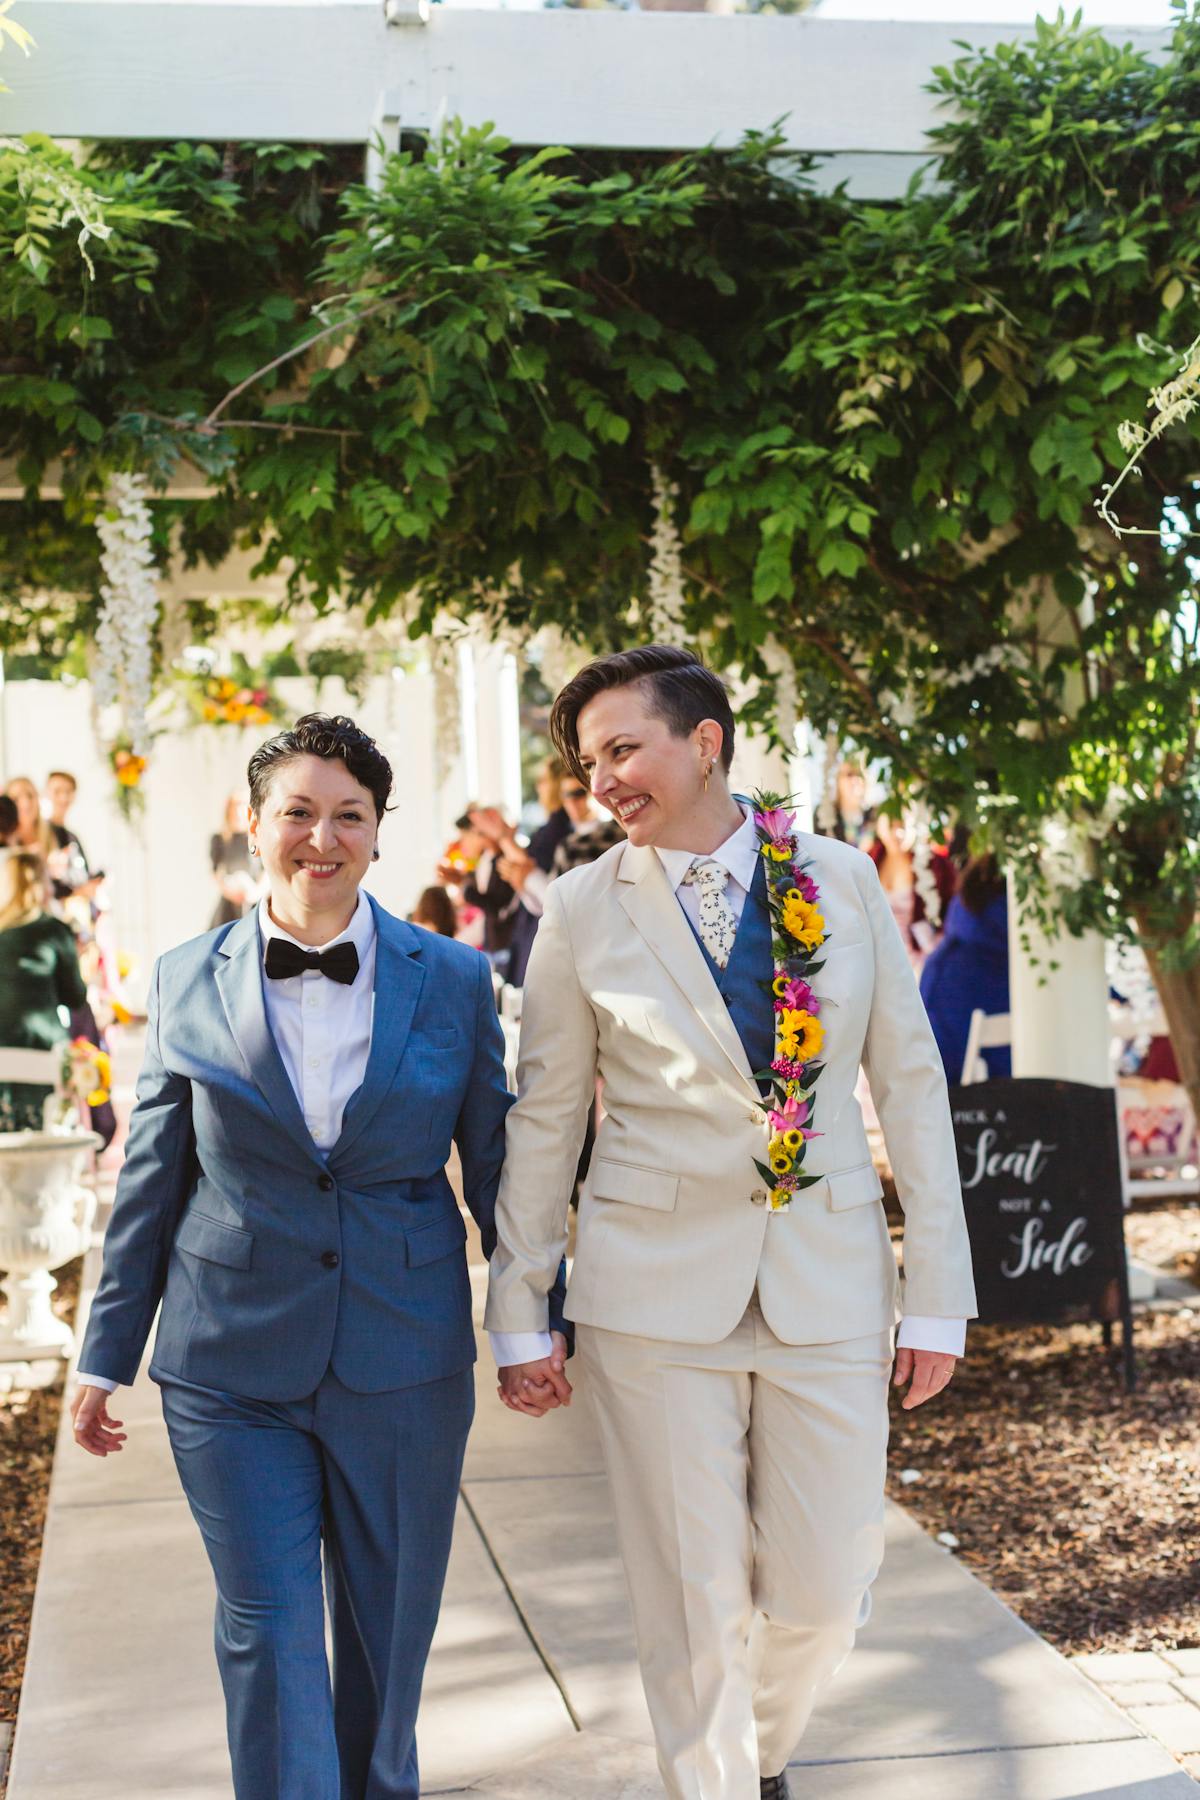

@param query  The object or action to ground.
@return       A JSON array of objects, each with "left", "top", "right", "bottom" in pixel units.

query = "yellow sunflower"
[
  {"left": 781, "top": 896, "right": 825, "bottom": 950},
  {"left": 793, "top": 1011, "right": 825, "bottom": 1060}
]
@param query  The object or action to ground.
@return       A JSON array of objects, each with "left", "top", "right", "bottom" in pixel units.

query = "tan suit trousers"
[{"left": 578, "top": 1302, "right": 892, "bottom": 1800}]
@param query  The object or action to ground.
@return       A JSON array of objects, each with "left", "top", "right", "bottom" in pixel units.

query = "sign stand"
[{"left": 949, "top": 1078, "right": 1137, "bottom": 1392}]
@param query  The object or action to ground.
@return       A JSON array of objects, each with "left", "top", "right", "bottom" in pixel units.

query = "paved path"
[{"left": 8, "top": 1177, "right": 1196, "bottom": 1798}]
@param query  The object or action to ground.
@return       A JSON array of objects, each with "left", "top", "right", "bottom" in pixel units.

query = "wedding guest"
[
  {"left": 455, "top": 805, "right": 520, "bottom": 974},
  {"left": 866, "top": 810, "right": 955, "bottom": 967},
  {"left": 71, "top": 713, "right": 569, "bottom": 1800},
  {"left": 551, "top": 780, "right": 625, "bottom": 874},
  {"left": 502, "top": 758, "right": 575, "bottom": 987},
  {"left": 6, "top": 774, "right": 83, "bottom": 907},
  {"left": 411, "top": 885, "right": 458, "bottom": 938},
  {"left": 827, "top": 762, "right": 876, "bottom": 849},
  {"left": 46, "top": 769, "right": 88, "bottom": 865},
  {"left": 920, "top": 852, "right": 1011, "bottom": 1082},
  {"left": 0, "top": 850, "right": 87, "bottom": 1131},
  {"left": 6, "top": 775, "right": 56, "bottom": 859},
  {"left": 209, "top": 793, "right": 260, "bottom": 927}
]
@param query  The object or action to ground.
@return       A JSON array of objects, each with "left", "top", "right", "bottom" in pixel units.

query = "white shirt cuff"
[
  {"left": 489, "top": 1330, "right": 554, "bottom": 1368},
  {"left": 896, "top": 1316, "right": 966, "bottom": 1357},
  {"left": 75, "top": 1372, "right": 119, "bottom": 1392}
]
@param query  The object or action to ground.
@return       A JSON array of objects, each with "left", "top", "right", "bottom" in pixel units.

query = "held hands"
[
  {"left": 893, "top": 1347, "right": 957, "bottom": 1410},
  {"left": 497, "top": 1331, "right": 572, "bottom": 1419},
  {"left": 71, "top": 1383, "right": 127, "bottom": 1457}
]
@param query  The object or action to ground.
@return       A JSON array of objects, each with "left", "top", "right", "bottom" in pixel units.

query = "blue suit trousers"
[{"left": 160, "top": 1366, "right": 475, "bottom": 1800}]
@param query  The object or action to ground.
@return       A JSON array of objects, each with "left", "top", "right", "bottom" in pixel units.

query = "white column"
[
  {"left": 1007, "top": 884, "right": 1112, "bottom": 1087},
  {"left": 469, "top": 635, "right": 522, "bottom": 819}
]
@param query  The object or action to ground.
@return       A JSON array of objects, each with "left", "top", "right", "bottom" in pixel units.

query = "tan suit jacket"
[{"left": 485, "top": 830, "right": 978, "bottom": 1346}]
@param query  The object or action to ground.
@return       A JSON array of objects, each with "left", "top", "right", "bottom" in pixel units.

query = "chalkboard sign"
[{"left": 948, "top": 1078, "right": 1134, "bottom": 1382}]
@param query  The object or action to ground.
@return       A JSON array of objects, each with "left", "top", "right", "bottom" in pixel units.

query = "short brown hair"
[
  {"left": 549, "top": 646, "right": 736, "bottom": 785},
  {"left": 247, "top": 714, "right": 393, "bottom": 823}
]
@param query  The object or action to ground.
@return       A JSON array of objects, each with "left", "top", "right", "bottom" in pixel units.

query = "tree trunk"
[{"left": 1132, "top": 907, "right": 1200, "bottom": 1134}]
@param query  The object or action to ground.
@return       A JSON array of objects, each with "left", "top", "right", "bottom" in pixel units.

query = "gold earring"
[{"left": 703, "top": 762, "right": 712, "bottom": 793}]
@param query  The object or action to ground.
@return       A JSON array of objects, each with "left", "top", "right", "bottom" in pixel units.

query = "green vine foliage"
[{"left": 1, "top": 11, "right": 1199, "bottom": 986}]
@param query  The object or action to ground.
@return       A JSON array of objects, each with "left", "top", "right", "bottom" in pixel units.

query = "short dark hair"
[
  {"left": 47, "top": 770, "right": 77, "bottom": 791},
  {"left": 0, "top": 794, "right": 17, "bottom": 841},
  {"left": 549, "top": 645, "right": 736, "bottom": 786},
  {"left": 247, "top": 714, "right": 393, "bottom": 822}
]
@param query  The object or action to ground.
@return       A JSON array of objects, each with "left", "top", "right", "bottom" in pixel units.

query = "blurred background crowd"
[{"left": 1, "top": 746, "right": 1180, "bottom": 1170}]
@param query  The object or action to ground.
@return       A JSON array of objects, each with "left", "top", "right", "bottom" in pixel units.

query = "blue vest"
[{"left": 685, "top": 854, "right": 775, "bottom": 1085}]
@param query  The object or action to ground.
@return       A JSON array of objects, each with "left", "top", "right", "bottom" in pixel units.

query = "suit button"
[
  {"left": 750, "top": 1189, "right": 768, "bottom": 1207},
  {"left": 320, "top": 1250, "right": 340, "bottom": 1269},
  {"left": 317, "top": 1174, "right": 334, "bottom": 1192}
]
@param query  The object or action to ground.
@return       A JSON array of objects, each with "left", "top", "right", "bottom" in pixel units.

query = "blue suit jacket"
[{"left": 80, "top": 897, "right": 566, "bottom": 1401}]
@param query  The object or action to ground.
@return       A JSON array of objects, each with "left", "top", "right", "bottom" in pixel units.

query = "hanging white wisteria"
[
  {"left": 645, "top": 465, "right": 688, "bottom": 643},
  {"left": 909, "top": 797, "right": 942, "bottom": 930},
  {"left": 428, "top": 627, "right": 463, "bottom": 796},
  {"left": 94, "top": 474, "right": 160, "bottom": 757},
  {"left": 534, "top": 624, "right": 587, "bottom": 697},
  {"left": 761, "top": 634, "right": 799, "bottom": 750}
]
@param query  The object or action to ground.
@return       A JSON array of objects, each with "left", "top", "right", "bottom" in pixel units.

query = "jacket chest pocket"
[{"left": 591, "top": 1158, "right": 679, "bottom": 1213}]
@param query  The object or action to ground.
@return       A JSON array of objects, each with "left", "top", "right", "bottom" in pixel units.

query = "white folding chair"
[
  {"left": 0, "top": 1047, "right": 61, "bottom": 1087},
  {"left": 960, "top": 1010, "right": 1012, "bottom": 1085}
]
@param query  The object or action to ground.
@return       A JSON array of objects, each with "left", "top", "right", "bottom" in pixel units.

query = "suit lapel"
[
  {"left": 333, "top": 900, "right": 426, "bottom": 1159},
  {"left": 214, "top": 910, "right": 317, "bottom": 1150},
  {"left": 616, "top": 844, "right": 756, "bottom": 1090}
]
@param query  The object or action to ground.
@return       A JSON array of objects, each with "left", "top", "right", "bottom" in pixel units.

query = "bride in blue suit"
[{"left": 70, "top": 714, "right": 568, "bottom": 1800}]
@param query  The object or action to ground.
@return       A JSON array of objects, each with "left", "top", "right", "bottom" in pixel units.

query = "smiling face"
[
  {"left": 576, "top": 681, "right": 732, "bottom": 851},
  {"left": 250, "top": 753, "right": 377, "bottom": 934},
  {"left": 46, "top": 773, "right": 76, "bottom": 824}
]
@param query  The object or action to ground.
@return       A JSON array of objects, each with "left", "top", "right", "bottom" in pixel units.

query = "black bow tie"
[{"left": 264, "top": 937, "right": 360, "bottom": 985}]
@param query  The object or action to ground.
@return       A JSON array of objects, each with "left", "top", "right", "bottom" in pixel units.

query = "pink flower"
[
  {"left": 754, "top": 806, "right": 796, "bottom": 842},
  {"left": 775, "top": 977, "right": 817, "bottom": 1012},
  {"left": 796, "top": 874, "right": 819, "bottom": 903},
  {"left": 771, "top": 1056, "right": 808, "bottom": 1081}
]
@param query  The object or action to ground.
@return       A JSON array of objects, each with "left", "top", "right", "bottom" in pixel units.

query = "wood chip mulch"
[
  {"left": 887, "top": 1299, "right": 1200, "bottom": 1655},
  {"left": 0, "top": 1256, "right": 82, "bottom": 1736}
]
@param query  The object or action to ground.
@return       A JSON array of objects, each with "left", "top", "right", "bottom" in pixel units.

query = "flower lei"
[{"left": 751, "top": 790, "right": 828, "bottom": 1212}]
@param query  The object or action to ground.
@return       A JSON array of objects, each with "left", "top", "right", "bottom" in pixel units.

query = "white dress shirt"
[
  {"left": 490, "top": 809, "right": 965, "bottom": 1368},
  {"left": 257, "top": 893, "right": 377, "bottom": 1151},
  {"left": 77, "top": 895, "right": 378, "bottom": 1393}
]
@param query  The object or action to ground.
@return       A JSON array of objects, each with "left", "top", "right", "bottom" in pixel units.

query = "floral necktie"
[{"left": 682, "top": 858, "right": 738, "bottom": 971}]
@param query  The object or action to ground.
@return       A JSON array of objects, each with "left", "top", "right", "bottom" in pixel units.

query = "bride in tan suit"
[{"left": 485, "top": 646, "right": 977, "bottom": 1800}]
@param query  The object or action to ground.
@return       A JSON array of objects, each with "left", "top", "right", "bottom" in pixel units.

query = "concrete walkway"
[{"left": 8, "top": 1188, "right": 1196, "bottom": 1799}]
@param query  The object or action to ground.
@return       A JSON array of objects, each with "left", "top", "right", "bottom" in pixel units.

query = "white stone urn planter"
[{"left": 0, "top": 1129, "right": 101, "bottom": 1361}]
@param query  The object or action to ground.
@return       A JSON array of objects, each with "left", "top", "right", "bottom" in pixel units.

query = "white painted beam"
[
  {"left": 0, "top": 459, "right": 216, "bottom": 500},
  {"left": 7, "top": 10, "right": 1171, "bottom": 195}
]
